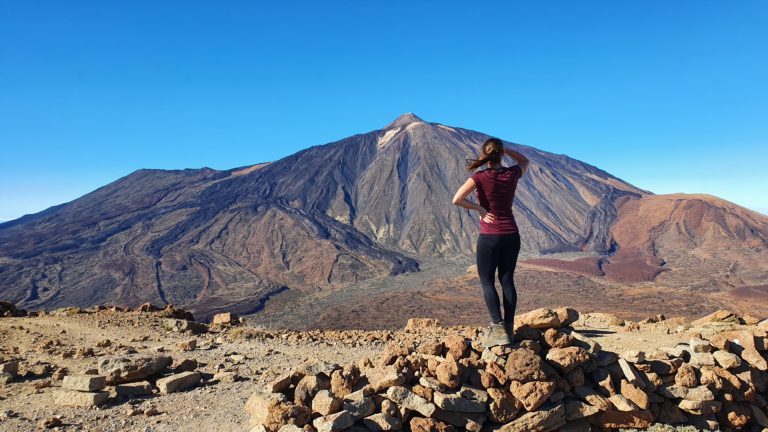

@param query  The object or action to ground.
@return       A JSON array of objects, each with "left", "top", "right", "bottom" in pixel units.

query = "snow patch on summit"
[{"left": 377, "top": 127, "right": 402, "bottom": 148}]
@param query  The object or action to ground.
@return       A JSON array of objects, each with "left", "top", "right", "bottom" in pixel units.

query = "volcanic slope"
[{"left": 3, "top": 114, "right": 766, "bottom": 322}]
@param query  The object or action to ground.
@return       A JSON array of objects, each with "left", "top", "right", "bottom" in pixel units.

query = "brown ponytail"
[{"left": 466, "top": 138, "right": 503, "bottom": 171}]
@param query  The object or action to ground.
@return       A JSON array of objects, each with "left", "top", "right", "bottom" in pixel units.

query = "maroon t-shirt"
[{"left": 471, "top": 165, "right": 522, "bottom": 235}]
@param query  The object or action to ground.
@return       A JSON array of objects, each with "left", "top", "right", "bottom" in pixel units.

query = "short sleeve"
[
  {"left": 470, "top": 171, "right": 481, "bottom": 185},
  {"left": 511, "top": 165, "right": 522, "bottom": 179}
]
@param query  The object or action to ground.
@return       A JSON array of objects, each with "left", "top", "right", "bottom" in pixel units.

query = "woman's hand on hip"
[{"left": 479, "top": 208, "right": 495, "bottom": 223}]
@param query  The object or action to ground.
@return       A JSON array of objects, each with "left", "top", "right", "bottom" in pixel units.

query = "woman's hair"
[{"left": 466, "top": 138, "right": 503, "bottom": 171}]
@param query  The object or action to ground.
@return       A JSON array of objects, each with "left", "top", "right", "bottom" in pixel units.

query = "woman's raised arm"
[{"left": 503, "top": 146, "right": 530, "bottom": 176}]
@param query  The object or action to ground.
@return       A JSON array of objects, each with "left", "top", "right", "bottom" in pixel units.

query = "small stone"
[
  {"left": 62, "top": 374, "right": 107, "bottom": 392},
  {"left": 312, "top": 390, "right": 342, "bottom": 416},
  {"left": 115, "top": 381, "right": 153, "bottom": 396},
  {"left": 366, "top": 365, "right": 405, "bottom": 392},
  {"left": 516, "top": 308, "right": 561, "bottom": 329},
  {"left": 156, "top": 371, "right": 201, "bottom": 394},
  {"left": 542, "top": 328, "right": 574, "bottom": 348},
  {"left": 245, "top": 391, "right": 287, "bottom": 423},
  {"left": 409, "top": 417, "right": 456, "bottom": 432},
  {"left": 573, "top": 385, "right": 611, "bottom": 411},
  {"left": 565, "top": 400, "right": 599, "bottom": 420},
  {"left": 617, "top": 358, "right": 645, "bottom": 388},
  {"left": 176, "top": 339, "right": 197, "bottom": 351},
  {"left": 342, "top": 397, "right": 375, "bottom": 420},
  {"left": 435, "top": 356, "right": 462, "bottom": 389},
  {"left": 405, "top": 318, "right": 440, "bottom": 331},
  {"left": 592, "top": 368, "right": 615, "bottom": 396},
  {"left": 509, "top": 380, "right": 555, "bottom": 411},
  {"left": 173, "top": 358, "right": 198, "bottom": 373},
  {"left": 313, "top": 410, "right": 354, "bottom": 432},
  {"left": 686, "top": 385, "right": 715, "bottom": 401},
  {"left": 713, "top": 350, "right": 742, "bottom": 369},
  {"left": 619, "top": 379, "right": 648, "bottom": 409},
  {"left": 689, "top": 337, "right": 712, "bottom": 353},
  {"left": 419, "top": 376, "right": 446, "bottom": 391},
  {"left": 293, "top": 358, "right": 338, "bottom": 378},
  {"left": 213, "top": 371, "right": 239, "bottom": 383},
  {"left": 212, "top": 312, "right": 240, "bottom": 326},
  {"left": 385, "top": 386, "right": 436, "bottom": 417},
  {"left": 0, "top": 361, "right": 19, "bottom": 377},
  {"left": 33, "top": 379, "right": 52, "bottom": 389},
  {"left": 505, "top": 348, "right": 547, "bottom": 382},
  {"left": 689, "top": 352, "right": 715, "bottom": 366},
  {"left": 362, "top": 413, "right": 402, "bottom": 431},
  {"left": 381, "top": 399, "right": 398, "bottom": 417},
  {"left": 98, "top": 354, "right": 172, "bottom": 384},
  {"left": 498, "top": 403, "right": 566, "bottom": 432},
  {"left": 691, "top": 309, "right": 738, "bottom": 325},
  {"left": 487, "top": 388, "right": 518, "bottom": 423},
  {"left": 53, "top": 389, "right": 109, "bottom": 407},
  {"left": 39, "top": 416, "right": 62, "bottom": 429},
  {"left": 657, "top": 383, "right": 689, "bottom": 399},
  {"left": 295, "top": 374, "right": 331, "bottom": 406},
  {"left": 162, "top": 318, "right": 208, "bottom": 334},
  {"left": 722, "top": 403, "right": 752, "bottom": 429},
  {"left": 599, "top": 409, "right": 653, "bottom": 429},
  {"left": 608, "top": 394, "right": 638, "bottom": 411},
  {"left": 433, "top": 391, "right": 485, "bottom": 412},
  {"left": 675, "top": 363, "right": 698, "bottom": 387},
  {"left": 545, "top": 347, "right": 591, "bottom": 372},
  {"left": 554, "top": 307, "right": 580, "bottom": 326},
  {"left": 269, "top": 373, "right": 293, "bottom": 393},
  {"left": 678, "top": 399, "right": 722, "bottom": 415},
  {"left": 621, "top": 350, "right": 645, "bottom": 363}
]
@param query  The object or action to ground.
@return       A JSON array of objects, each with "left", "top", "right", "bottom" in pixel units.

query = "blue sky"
[{"left": 1, "top": 1, "right": 767, "bottom": 221}]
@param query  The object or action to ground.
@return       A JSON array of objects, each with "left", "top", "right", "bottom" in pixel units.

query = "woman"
[{"left": 452, "top": 138, "right": 529, "bottom": 347}]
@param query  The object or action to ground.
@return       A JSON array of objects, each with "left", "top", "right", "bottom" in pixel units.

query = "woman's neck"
[{"left": 488, "top": 162, "right": 502, "bottom": 169}]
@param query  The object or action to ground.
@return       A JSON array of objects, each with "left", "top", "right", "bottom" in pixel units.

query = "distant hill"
[{"left": 1, "top": 114, "right": 766, "bottom": 321}]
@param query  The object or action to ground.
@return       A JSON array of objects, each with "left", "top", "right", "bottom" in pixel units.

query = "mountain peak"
[{"left": 384, "top": 112, "right": 424, "bottom": 129}]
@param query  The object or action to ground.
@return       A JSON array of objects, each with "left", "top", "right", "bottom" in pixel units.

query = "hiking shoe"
[
  {"left": 482, "top": 322, "right": 511, "bottom": 347},
  {"left": 504, "top": 322, "right": 516, "bottom": 344}
]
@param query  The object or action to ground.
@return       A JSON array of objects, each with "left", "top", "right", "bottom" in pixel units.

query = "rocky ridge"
[
  {"left": 245, "top": 308, "right": 768, "bottom": 432},
  {"left": 1, "top": 302, "right": 768, "bottom": 431}
]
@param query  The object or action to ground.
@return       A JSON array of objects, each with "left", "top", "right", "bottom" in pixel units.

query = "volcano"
[{"left": 1, "top": 114, "right": 766, "bottom": 322}]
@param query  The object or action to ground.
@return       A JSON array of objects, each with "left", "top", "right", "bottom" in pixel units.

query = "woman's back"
[{"left": 471, "top": 165, "right": 522, "bottom": 234}]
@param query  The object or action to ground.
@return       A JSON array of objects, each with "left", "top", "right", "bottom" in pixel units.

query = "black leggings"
[{"left": 476, "top": 233, "right": 521, "bottom": 324}]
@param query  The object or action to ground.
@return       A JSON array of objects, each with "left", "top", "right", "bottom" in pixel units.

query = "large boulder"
[
  {"left": 691, "top": 309, "right": 739, "bottom": 326},
  {"left": 98, "top": 354, "right": 172, "bottom": 384},
  {"left": 509, "top": 380, "right": 555, "bottom": 411},
  {"left": 545, "top": 347, "right": 591, "bottom": 373},
  {"left": 246, "top": 392, "right": 311, "bottom": 432},
  {"left": 516, "top": 309, "right": 561, "bottom": 329}
]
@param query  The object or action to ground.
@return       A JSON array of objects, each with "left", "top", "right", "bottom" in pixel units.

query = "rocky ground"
[{"left": 0, "top": 303, "right": 766, "bottom": 431}]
